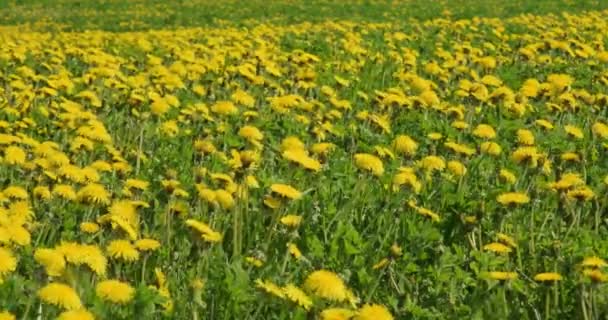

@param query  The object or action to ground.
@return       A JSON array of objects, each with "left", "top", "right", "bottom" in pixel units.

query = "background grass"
[{"left": 1, "top": 0, "right": 607, "bottom": 31}]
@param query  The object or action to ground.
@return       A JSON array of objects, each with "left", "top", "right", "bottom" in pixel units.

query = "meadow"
[{"left": 1, "top": 0, "right": 608, "bottom": 319}]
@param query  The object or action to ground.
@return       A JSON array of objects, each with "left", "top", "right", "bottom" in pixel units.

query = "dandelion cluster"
[{"left": 0, "top": 0, "right": 607, "bottom": 318}]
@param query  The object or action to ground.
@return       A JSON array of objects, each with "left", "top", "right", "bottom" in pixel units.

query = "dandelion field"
[{"left": 2, "top": 1, "right": 608, "bottom": 319}]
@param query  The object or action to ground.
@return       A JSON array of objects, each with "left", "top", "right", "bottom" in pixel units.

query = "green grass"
[{"left": 1, "top": 0, "right": 607, "bottom": 31}]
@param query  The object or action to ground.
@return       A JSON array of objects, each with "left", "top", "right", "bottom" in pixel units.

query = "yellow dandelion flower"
[
  {"left": 214, "top": 189, "right": 235, "bottom": 209},
  {"left": 566, "top": 187, "right": 595, "bottom": 201},
  {"left": 53, "top": 185, "right": 77, "bottom": 200},
  {"left": 0, "top": 311, "right": 15, "bottom": 320},
  {"left": 483, "top": 271, "right": 518, "bottom": 281},
  {"left": 238, "top": 125, "right": 264, "bottom": 142},
  {"left": 245, "top": 256, "right": 264, "bottom": 268},
  {"left": 534, "top": 272, "right": 562, "bottom": 282},
  {"left": 592, "top": 122, "right": 608, "bottom": 139},
  {"left": 480, "top": 141, "right": 502, "bottom": 156},
  {"left": 34, "top": 248, "right": 65, "bottom": 277},
  {"left": 447, "top": 160, "right": 467, "bottom": 177},
  {"left": 96, "top": 280, "right": 135, "bottom": 304},
  {"left": 56, "top": 242, "right": 107, "bottom": 276},
  {"left": 355, "top": 304, "right": 393, "bottom": 320},
  {"left": 185, "top": 219, "right": 222, "bottom": 243},
  {"left": 0, "top": 248, "right": 17, "bottom": 281},
  {"left": 77, "top": 183, "right": 111, "bottom": 205},
  {"left": 283, "top": 284, "right": 313, "bottom": 310},
  {"left": 535, "top": 119, "right": 554, "bottom": 130},
  {"left": 2, "top": 186, "right": 28, "bottom": 199},
  {"left": 135, "top": 238, "right": 161, "bottom": 252},
  {"left": 57, "top": 309, "right": 95, "bottom": 320},
  {"left": 321, "top": 308, "right": 356, "bottom": 320},
  {"left": 499, "top": 169, "right": 517, "bottom": 184},
  {"left": 270, "top": 184, "right": 302, "bottom": 200},
  {"left": 33, "top": 186, "right": 52, "bottom": 200},
  {"left": 417, "top": 155, "right": 446, "bottom": 172},
  {"left": 107, "top": 240, "right": 140, "bottom": 262},
  {"left": 516, "top": 129, "right": 535, "bottom": 145},
  {"left": 496, "top": 233, "right": 517, "bottom": 248},
  {"left": 255, "top": 279, "right": 284, "bottom": 298},
  {"left": 354, "top": 153, "right": 384, "bottom": 176},
  {"left": 483, "top": 242, "right": 512, "bottom": 254},
  {"left": 4, "top": 146, "right": 26, "bottom": 165},
  {"left": 287, "top": 243, "right": 303, "bottom": 260},
  {"left": 497, "top": 192, "right": 529, "bottom": 206},
  {"left": 583, "top": 269, "right": 608, "bottom": 283},
  {"left": 80, "top": 222, "right": 100, "bottom": 234},
  {"left": 280, "top": 215, "right": 302, "bottom": 227},
  {"left": 473, "top": 124, "right": 496, "bottom": 139},
  {"left": 392, "top": 135, "right": 418, "bottom": 156},
  {"left": 581, "top": 256, "right": 608, "bottom": 268},
  {"left": 564, "top": 125, "right": 583, "bottom": 139},
  {"left": 38, "top": 283, "right": 82, "bottom": 310},
  {"left": 304, "top": 270, "right": 349, "bottom": 302}
]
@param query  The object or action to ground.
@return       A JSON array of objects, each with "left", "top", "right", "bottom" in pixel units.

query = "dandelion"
[
  {"left": 283, "top": 284, "right": 313, "bottom": 310},
  {"left": 280, "top": 215, "right": 303, "bottom": 227},
  {"left": 480, "top": 141, "right": 502, "bottom": 156},
  {"left": 80, "top": 222, "right": 100, "bottom": 234},
  {"left": 320, "top": 308, "right": 356, "bottom": 320},
  {"left": 107, "top": 240, "right": 140, "bottom": 262},
  {"left": 96, "top": 280, "right": 135, "bottom": 304},
  {"left": 270, "top": 184, "right": 302, "bottom": 200},
  {"left": 185, "top": 219, "right": 222, "bottom": 243},
  {"left": 57, "top": 309, "right": 95, "bottom": 320},
  {"left": 354, "top": 153, "right": 384, "bottom": 176},
  {"left": 4, "top": 146, "right": 26, "bottom": 165},
  {"left": 38, "top": 283, "right": 82, "bottom": 310},
  {"left": 499, "top": 169, "right": 517, "bottom": 184},
  {"left": 483, "top": 242, "right": 512, "bottom": 254},
  {"left": 516, "top": 129, "right": 535, "bottom": 145},
  {"left": 77, "top": 183, "right": 111, "bottom": 205},
  {"left": 245, "top": 256, "right": 264, "bottom": 267},
  {"left": 392, "top": 135, "right": 418, "bottom": 156},
  {"left": 566, "top": 187, "right": 595, "bottom": 201},
  {"left": 534, "top": 272, "right": 562, "bottom": 282},
  {"left": 304, "top": 270, "right": 349, "bottom": 302},
  {"left": 34, "top": 248, "right": 65, "bottom": 277},
  {"left": 417, "top": 155, "right": 446, "bottom": 173},
  {"left": 355, "top": 304, "right": 393, "bottom": 320},
  {"left": 583, "top": 269, "right": 608, "bottom": 283},
  {"left": 497, "top": 192, "right": 529, "bottom": 206},
  {"left": 255, "top": 279, "right": 284, "bottom": 298},
  {"left": 473, "top": 124, "right": 496, "bottom": 139},
  {"left": 135, "top": 238, "right": 161, "bottom": 251},
  {"left": 581, "top": 256, "right": 608, "bottom": 268},
  {"left": 287, "top": 243, "right": 303, "bottom": 259},
  {"left": 0, "top": 248, "right": 17, "bottom": 282},
  {"left": 564, "top": 125, "right": 583, "bottom": 139},
  {"left": 0, "top": 311, "right": 15, "bottom": 320},
  {"left": 484, "top": 271, "right": 518, "bottom": 281}
]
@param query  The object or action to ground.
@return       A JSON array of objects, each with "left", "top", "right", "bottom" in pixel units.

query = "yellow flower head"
[
  {"left": 96, "top": 280, "right": 135, "bottom": 304},
  {"left": 354, "top": 153, "right": 384, "bottom": 176},
  {"left": 304, "top": 270, "right": 350, "bottom": 302},
  {"left": 355, "top": 304, "right": 393, "bottom": 320},
  {"left": 57, "top": 309, "right": 95, "bottom": 320},
  {"left": 38, "top": 283, "right": 82, "bottom": 310},
  {"left": 107, "top": 240, "right": 140, "bottom": 262},
  {"left": 270, "top": 184, "right": 302, "bottom": 200},
  {"left": 534, "top": 272, "right": 562, "bottom": 282},
  {"left": 280, "top": 215, "right": 303, "bottom": 227},
  {"left": 496, "top": 192, "right": 529, "bottom": 206}
]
